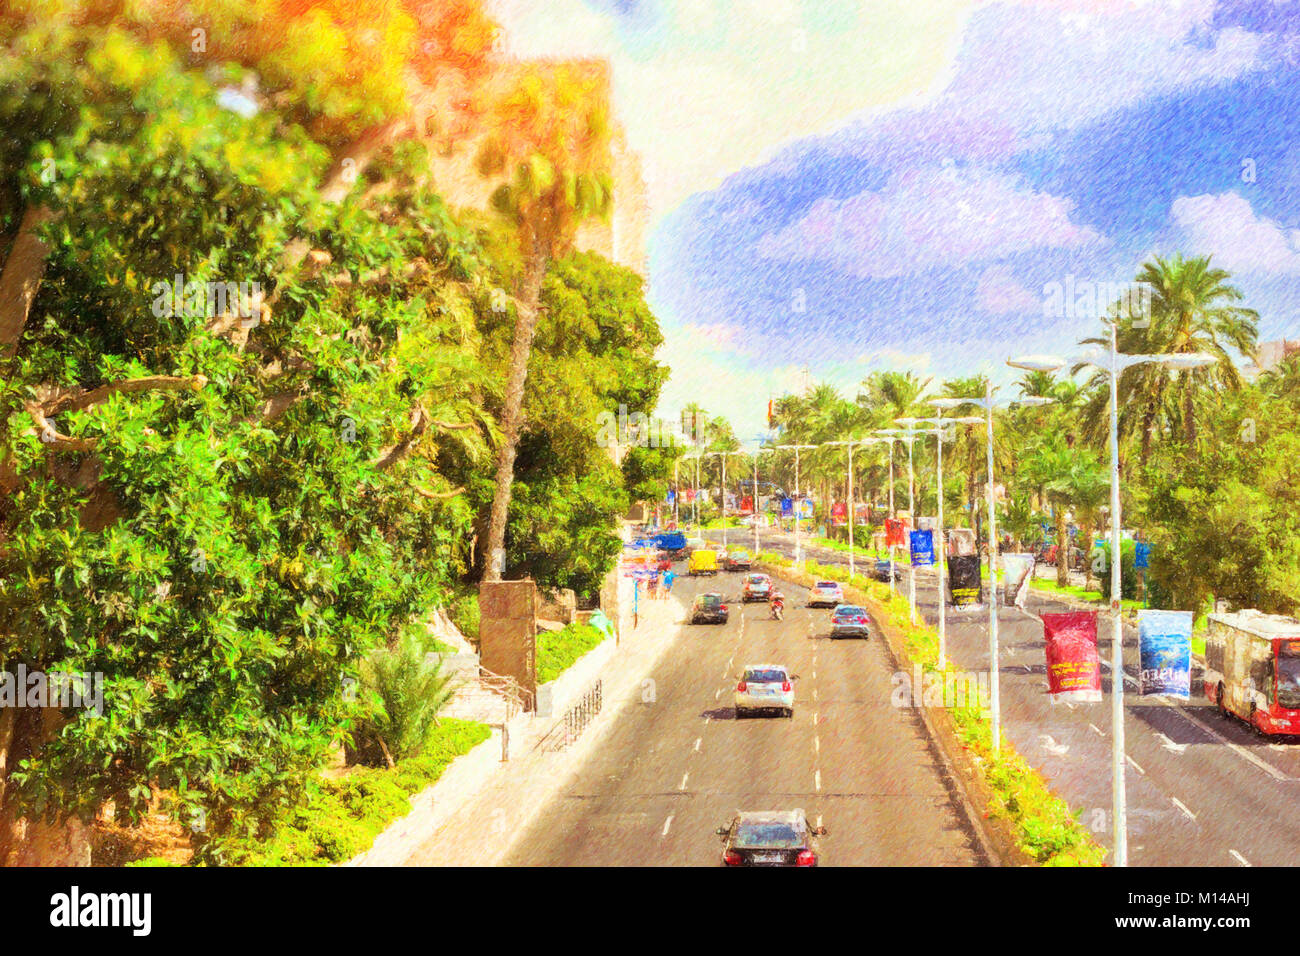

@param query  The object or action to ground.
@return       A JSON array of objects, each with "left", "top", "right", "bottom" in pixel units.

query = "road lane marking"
[
  {"left": 1171, "top": 706, "right": 1288, "bottom": 781},
  {"left": 1171, "top": 797, "right": 1196, "bottom": 821},
  {"left": 1156, "top": 732, "right": 1187, "bottom": 755},
  {"left": 1089, "top": 723, "right": 1105, "bottom": 737},
  {"left": 714, "top": 688, "right": 721, "bottom": 700},
  {"left": 679, "top": 772, "right": 689, "bottom": 791},
  {"left": 662, "top": 815, "right": 673, "bottom": 837},
  {"left": 814, "top": 735, "right": 820, "bottom": 754},
  {"left": 1126, "top": 754, "right": 1145, "bottom": 775},
  {"left": 814, "top": 770, "right": 821, "bottom": 791},
  {"left": 694, "top": 737, "right": 702, "bottom": 752},
  {"left": 1230, "top": 849, "right": 1251, "bottom": 867}
]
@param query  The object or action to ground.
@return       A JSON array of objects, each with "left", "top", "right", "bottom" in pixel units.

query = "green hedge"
[{"left": 536, "top": 622, "right": 605, "bottom": 685}]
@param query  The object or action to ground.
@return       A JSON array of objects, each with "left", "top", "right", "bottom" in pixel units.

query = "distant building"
[{"left": 1254, "top": 339, "right": 1300, "bottom": 374}]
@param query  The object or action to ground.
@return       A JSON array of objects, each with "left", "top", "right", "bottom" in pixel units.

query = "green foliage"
[
  {"left": 535, "top": 622, "right": 605, "bottom": 685},
  {"left": 1094, "top": 539, "right": 1140, "bottom": 602},
  {"left": 349, "top": 632, "right": 458, "bottom": 767}
]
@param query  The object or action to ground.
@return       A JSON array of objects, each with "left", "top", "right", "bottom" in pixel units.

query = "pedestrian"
[{"left": 662, "top": 568, "right": 674, "bottom": 598}]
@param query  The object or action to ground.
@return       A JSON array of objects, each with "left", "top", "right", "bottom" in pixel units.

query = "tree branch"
[
  {"left": 39, "top": 375, "right": 207, "bottom": 417},
  {"left": 415, "top": 485, "right": 464, "bottom": 500}
]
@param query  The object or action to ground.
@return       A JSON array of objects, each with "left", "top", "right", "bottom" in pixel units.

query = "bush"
[
  {"left": 536, "top": 622, "right": 605, "bottom": 685},
  {"left": 348, "top": 633, "right": 457, "bottom": 767},
  {"left": 1095, "top": 539, "right": 1139, "bottom": 602}
]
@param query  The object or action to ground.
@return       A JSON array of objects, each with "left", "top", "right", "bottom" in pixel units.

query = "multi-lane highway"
[
  {"left": 730, "top": 525, "right": 1300, "bottom": 867},
  {"left": 502, "top": 568, "right": 986, "bottom": 866}
]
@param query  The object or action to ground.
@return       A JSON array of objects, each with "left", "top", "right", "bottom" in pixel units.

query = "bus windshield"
[{"left": 1277, "top": 648, "right": 1300, "bottom": 710}]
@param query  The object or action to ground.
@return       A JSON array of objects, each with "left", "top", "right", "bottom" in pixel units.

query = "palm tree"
[
  {"left": 1078, "top": 254, "right": 1258, "bottom": 463},
  {"left": 1020, "top": 428, "right": 1108, "bottom": 586},
  {"left": 477, "top": 63, "right": 614, "bottom": 579},
  {"left": 858, "top": 369, "right": 932, "bottom": 425}
]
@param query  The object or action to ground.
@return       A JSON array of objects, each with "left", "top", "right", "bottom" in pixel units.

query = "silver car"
[{"left": 734, "top": 664, "right": 796, "bottom": 718}]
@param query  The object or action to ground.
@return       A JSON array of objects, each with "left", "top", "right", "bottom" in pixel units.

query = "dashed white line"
[
  {"left": 814, "top": 770, "right": 822, "bottom": 791},
  {"left": 693, "top": 737, "right": 702, "bottom": 752},
  {"left": 662, "top": 815, "right": 674, "bottom": 837},
  {"left": 814, "top": 735, "right": 820, "bottom": 754},
  {"left": 1229, "top": 849, "right": 1251, "bottom": 867},
  {"left": 679, "top": 772, "right": 689, "bottom": 791},
  {"left": 1126, "top": 754, "right": 1145, "bottom": 775},
  {"left": 1172, "top": 707, "right": 1288, "bottom": 781},
  {"left": 714, "top": 688, "right": 721, "bottom": 700},
  {"left": 1170, "top": 797, "right": 1196, "bottom": 821},
  {"left": 1089, "top": 723, "right": 1105, "bottom": 737}
]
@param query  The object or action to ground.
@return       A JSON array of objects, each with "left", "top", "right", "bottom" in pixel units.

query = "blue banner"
[
  {"left": 781, "top": 497, "right": 793, "bottom": 516},
  {"left": 666, "top": 489, "right": 675, "bottom": 504},
  {"left": 910, "top": 529, "right": 935, "bottom": 567},
  {"left": 1134, "top": 541, "right": 1151, "bottom": 569},
  {"left": 1137, "top": 610, "right": 1192, "bottom": 699}
]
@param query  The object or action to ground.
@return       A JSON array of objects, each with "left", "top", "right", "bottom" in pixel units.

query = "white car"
[
  {"left": 735, "top": 664, "right": 796, "bottom": 719},
  {"left": 807, "top": 581, "right": 844, "bottom": 608}
]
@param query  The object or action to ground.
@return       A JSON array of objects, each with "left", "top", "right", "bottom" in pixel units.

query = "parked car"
[
  {"left": 688, "top": 549, "right": 719, "bottom": 575},
  {"left": 734, "top": 663, "right": 795, "bottom": 718},
  {"left": 690, "top": 592, "right": 729, "bottom": 624},
  {"left": 741, "top": 573, "right": 773, "bottom": 602},
  {"left": 807, "top": 581, "right": 844, "bottom": 608},
  {"left": 868, "top": 558, "right": 900, "bottom": 583},
  {"left": 716, "top": 810, "right": 826, "bottom": 866},
  {"left": 830, "top": 604, "right": 871, "bottom": 639},
  {"left": 726, "top": 548, "right": 753, "bottom": 571}
]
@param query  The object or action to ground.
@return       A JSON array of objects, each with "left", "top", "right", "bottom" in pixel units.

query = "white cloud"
[
  {"left": 1170, "top": 192, "right": 1300, "bottom": 276},
  {"left": 976, "top": 264, "right": 1038, "bottom": 315}
]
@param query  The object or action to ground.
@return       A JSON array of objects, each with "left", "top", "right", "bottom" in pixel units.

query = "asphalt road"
[
  {"left": 501, "top": 567, "right": 985, "bottom": 866},
  {"left": 728, "top": 524, "right": 1300, "bottom": 867}
]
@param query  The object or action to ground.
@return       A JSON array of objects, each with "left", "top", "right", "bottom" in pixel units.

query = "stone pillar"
[{"left": 477, "top": 580, "right": 538, "bottom": 711}]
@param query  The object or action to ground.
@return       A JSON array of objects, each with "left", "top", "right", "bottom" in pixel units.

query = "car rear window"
[
  {"left": 745, "top": 668, "right": 787, "bottom": 683},
  {"left": 835, "top": 606, "right": 865, "bottom": 617},
  {"left": 747, "top": 575, "right": 768, "bottom": 584},
  {"left": 816, "top": 581, "right": 838, "bottom": 588},
  {"left": 734, "top": 823, "right": 803, "bottom": 848},
  {"left": 699, "top": 595, "right": 721, "bottom": 606}
]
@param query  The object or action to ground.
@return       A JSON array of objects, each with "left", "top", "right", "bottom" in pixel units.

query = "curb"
[{"left": 757, "top": 561, "right": 1021, "bottom": 867}]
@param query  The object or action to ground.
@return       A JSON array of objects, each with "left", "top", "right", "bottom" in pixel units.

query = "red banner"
[
  {"left": 831, "top": 502, "right": 847, "bottom": 526},
  {"left": 1042, "top": 611, "right": 1101, "bottom": 701},
  {"left": 740, "top": 495, "right": 754, "bottom": 514},
  {"left": 885, "top": 518, "right": 906, "bottom": 546}
]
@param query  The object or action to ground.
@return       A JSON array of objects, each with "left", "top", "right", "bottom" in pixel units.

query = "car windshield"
[
  {"left": 733, "top": 822, "right": 803, "bottom": 849},
  {"left": 835, "top": 606, "right": 864, "bottom": 617},
  {"left": 816, "top": 582, "right": 838, "bottom": 589},
  {"left": 745, "top": 669, "right": 786, "bottom": 683}
]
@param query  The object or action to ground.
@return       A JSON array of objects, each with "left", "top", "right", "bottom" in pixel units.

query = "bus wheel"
[{"left": 1249, "top": 703, "right": 1263, "bottom": 736}]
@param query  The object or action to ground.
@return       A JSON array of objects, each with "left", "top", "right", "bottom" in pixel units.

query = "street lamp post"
[
  {"left": 778, "top": 444, "right": 817, "bottom": 569},
  {"left": 704, "top": 450, "right": 742, "bottom": 551},
  {"left": 884, "top": 422, "right": 921, "bottom": 623},
  {"left": 1009, "top": 338, "right": 1215, "bottom": 866},
  {"left": 825, "top": 439, "right": 882, "bottom": 579},
  {"left": 753, "top": 445, "right": 776, "bottom": 556},
  {"left": 931, "top": 387, "right": 1054, "bottom": 754},
  {"left": 873, "top": 434, "right": 904, "bottom": 596},
  {"left": 905, "top": 415, "right": 982, "bottom": 669}
]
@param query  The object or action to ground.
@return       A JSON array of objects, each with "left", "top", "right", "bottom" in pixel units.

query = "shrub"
[{"left": 349, "top": 633, "right": 457, "bottom": 767}]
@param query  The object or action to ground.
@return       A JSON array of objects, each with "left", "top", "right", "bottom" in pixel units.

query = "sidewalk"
[{"left": 351, "top": 572, "right": 687, "bottom": 866}]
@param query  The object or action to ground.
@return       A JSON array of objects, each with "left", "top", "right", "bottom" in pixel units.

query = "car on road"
[
  {"left": 868, "top": 558, "right": 900, "bottom": 583},
  {"left": 734, "top": 664, "right": 795, "bottom": 718},
  {"left": 716, "top": 810, "right": 826, "bottom": 866},
  {"left": 807, "top": 580, "right": 844, "bottom": 607},
  {"left": 690, "top": 592, "right": 729, "bottom": 624},
  {"left": 687, "top": 549, "right": 719, "bottom": 575},
  {"left": 829, "top": 604, "right": 871, "bottom": 639},
  {"left": 725, "top": 548, "right": 753, "bottom": 571},
  {"left": 741, "top": 573, "right": 773, "bottom": 602}
]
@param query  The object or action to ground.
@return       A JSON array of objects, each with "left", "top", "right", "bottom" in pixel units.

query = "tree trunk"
[
  {"left": 1055, "top": 507, "right": 1069, "bottom": 587},
  {"left": 482, "top": 237, "right": 550, "bottom": 581},
  {"left": 1140, "top": 405, "right": 1154, "bottom": 465},
  {"left": 0, "top": 205, "right": 54, "bottom": 357},
  {"left": 1183, "top": 390, "right": 1196, "bottom": 451}
]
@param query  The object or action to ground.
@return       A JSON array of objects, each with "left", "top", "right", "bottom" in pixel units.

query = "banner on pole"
[
  {"left": 947, "top": 554, "right": 981, "bottom": 607},
  {"left": 910, "top": 529, "right": 935, "bottom": 567},
  {"left": 885, "top": 518, "right": 906, "bottom": 547},
  {"left": 1137, "top": 609, "right": 1192, "bottom": 699},
  {"left": 740, "top": 495, "right": 754, "bottom": 514},
  {"left": 1134, "top": 541, "right": 1152, "bottom": 570},
  {"left": 797, "top": 499, "right": 814, "bottom": 519},
  {"left": 831, "top": 502, "right": 847, "bottom": 526},
  {"left": 1042, "top": 610, "right": 1102, "bottom": 702},
  {"left": 1001, "top": 553, "right": 1035, "bottom": 609},
  {"left": 855, "top": 503, "right": 871, "bottom": 525},
  {"left": 781, "top": 497, "right": 793, "bottom": 516}
]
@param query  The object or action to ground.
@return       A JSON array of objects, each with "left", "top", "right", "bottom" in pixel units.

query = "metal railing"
[
  {"left": 477, "top": 666, "right": 533, "bottom": 721},
  {"left": 534, "top": 679, "right": 603, "bottom": 752}
]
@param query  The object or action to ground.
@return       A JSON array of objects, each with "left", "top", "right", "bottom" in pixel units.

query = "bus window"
[{"left": 1278, "top": 646, "right": 1300, "bottom": 710}]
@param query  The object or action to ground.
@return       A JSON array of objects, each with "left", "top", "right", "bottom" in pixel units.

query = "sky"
[{"left": 490, "top": 0, "right": 1300, "bottom": 444}]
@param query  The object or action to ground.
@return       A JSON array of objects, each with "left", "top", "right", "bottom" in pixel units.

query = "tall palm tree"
[
  {"left": 477, "top": 63, "right": 614, "bottom": 580},
  {"left": 1078, "top": 254, "right": 1258, "bottom": 463},
  {"left": 1020, "top": 428, "right": 1108, "bottom": 586},
  {"left": 858, "top": 369, "right": 932, "bottom": 425}
]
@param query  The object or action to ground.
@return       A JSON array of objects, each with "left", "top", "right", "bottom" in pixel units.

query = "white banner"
[{"left": 1001, "top": 553, "right": 1035, "bottom": 609}]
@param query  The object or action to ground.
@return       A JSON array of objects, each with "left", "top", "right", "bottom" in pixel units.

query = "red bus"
[{"left": 1203, "top": 610, "right": 1300, "bottom": 735}]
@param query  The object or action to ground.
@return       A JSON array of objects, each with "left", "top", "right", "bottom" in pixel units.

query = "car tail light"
[
  {"left": 782, "top": 681, "right": 791, "bottom": 692},
  {"left": 737, "top": 681, "right": 747, "bottom": 692},
  {"left": 857, "top": 616, "right": 869, "bottom": 625},
  {"left": 720, "top": 605, "right": 727, "bottom": 612},
  {"left": 796, "top": 849, "right": 815, "bottom": 867},
  {"left": 724, "top": 850, "right": 743, "bottom": 866}
]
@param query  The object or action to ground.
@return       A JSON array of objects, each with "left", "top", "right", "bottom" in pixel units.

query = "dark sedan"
[
  {"left": 690, "top": 592, "right": 729, "bottom": 625},
  {"left": 868, "top": 558, "right": 901, "bottom": 583},
  {"left": 717, "top": 810, "right": 826, "bottom": 867}
]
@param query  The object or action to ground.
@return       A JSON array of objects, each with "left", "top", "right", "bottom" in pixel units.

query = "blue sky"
[{"left": 491, "top": 0, "right": 1300, "bottom": 441}]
